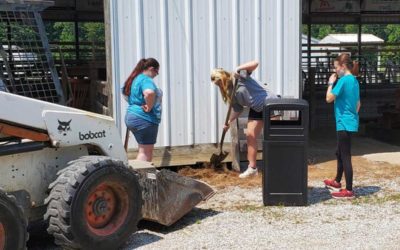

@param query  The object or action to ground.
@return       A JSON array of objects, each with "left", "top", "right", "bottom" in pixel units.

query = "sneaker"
[
  {"left": 323, "top": 179, "right": 342, "bottom": 192},
  {"left": 331, "top": 189, "right": 355, "bottom": 200},
  {"left": 239, "top": 167, "right": 258, "bottom": 178}
]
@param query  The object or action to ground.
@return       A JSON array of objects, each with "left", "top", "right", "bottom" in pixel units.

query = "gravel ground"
[
  {"left": 28, "top": 178, "right": 400, "bottom": 250},
  {"left": 28, "top": 135, "right": 400, "bottom": 249},
  {"left": 118, "top": 178, "right": 400, "bottom": 250}
]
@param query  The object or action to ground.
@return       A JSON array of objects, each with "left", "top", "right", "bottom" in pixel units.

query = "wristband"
[{"left": 328, "top": 82, "right": 334, "bottom": 86}]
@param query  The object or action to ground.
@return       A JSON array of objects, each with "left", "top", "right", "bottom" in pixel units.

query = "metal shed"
[{"left": 106, "top": 0, "right": 302, "bottom": 149}]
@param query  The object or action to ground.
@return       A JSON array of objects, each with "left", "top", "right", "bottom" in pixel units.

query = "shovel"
[{"left": 210, "top": 78, "right": 238, "bottom": 167}]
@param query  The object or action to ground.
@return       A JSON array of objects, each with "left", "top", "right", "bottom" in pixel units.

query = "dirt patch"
[
  {"left": 179, "top": 156, "right": 400, "bottom": 189},
  {"left": 178, "top": 166, "right": 261, "bottom": 189},
  {"left": 363, "top": 152, "right": 400, "bottom": 165},
  {"left": 179, "top": 135, "right": 400, "bottom": 189},
  {"left": 309, "top": 156, "right": 400, "bottom": 182}
]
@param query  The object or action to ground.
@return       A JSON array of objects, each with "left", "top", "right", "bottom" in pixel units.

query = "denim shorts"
[{"left": 125, "top": 114, "right": 159, "bottom": 145}]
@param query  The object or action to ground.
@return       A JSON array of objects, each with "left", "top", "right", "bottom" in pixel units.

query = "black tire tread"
[
  {"left": 0, "top": 189, "right": 29, "bottom": 250},
  {"left": 44, "top": 156, "right": 140, "bottom": 249}
]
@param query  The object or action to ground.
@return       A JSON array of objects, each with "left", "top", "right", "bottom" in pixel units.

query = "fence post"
[{"left": 309, "top": 67, "right": 316, "bottom": 130}]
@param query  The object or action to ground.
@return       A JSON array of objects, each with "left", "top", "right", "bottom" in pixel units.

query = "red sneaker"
[
  {"left": 331, "top": 189, "right": 355, "bottom": 200},
  {"left": 323, "top": 179, "right": 341, "bottom": 191}
]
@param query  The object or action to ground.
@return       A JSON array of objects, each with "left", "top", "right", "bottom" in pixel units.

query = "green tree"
[
  {"left": 344, "top": 24, "right": 358, "bottom": 33},
  {"left": 385, "top": 25, "right": 400, "bottom": 43},
  {"left": 362, "top": 24, "right": 388, "bottom": 41},
  {"left": 315, "top": 25, "right": 334, "bottom": 39},
  {"left": 78, "top": 22, "right": 105, "bottom": 60},
  {"left": 80, "top": 22, "right": 105, "bottom": 43},
  {"left": 382, "top": 24, "right": 400, "bottom": 64},
  {"left": 53, "top": 22, "right": 75, "bottom": 42}
]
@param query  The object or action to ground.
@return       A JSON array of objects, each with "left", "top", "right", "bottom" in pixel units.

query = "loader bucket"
[{"left": 130, "top": 161, "right": 215, "bottom": 226}]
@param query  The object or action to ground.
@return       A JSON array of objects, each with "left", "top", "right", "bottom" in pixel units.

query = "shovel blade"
[
  {"left": 132, "top": 162, "right": 215, "bottom": 226},
  {"left": 210, "top": 151, "right": 229, "bottom": 167}
]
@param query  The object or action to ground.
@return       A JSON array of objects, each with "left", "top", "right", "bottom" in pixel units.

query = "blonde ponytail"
[{"left": 211, "top": 68, "right": 234, "bottom": 104}]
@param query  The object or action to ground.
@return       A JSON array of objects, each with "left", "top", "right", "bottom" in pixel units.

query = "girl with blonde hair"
[
  {"left": 210, "top": 68, "right": 235, "bottom": 104},
  {"left": 211, "top": 61, "right": 278, "bottom": 178}
]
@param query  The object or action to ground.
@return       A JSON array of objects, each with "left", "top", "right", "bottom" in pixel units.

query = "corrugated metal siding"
[{"left": 109, "top": 0, "right": 301, "bottom": 148}]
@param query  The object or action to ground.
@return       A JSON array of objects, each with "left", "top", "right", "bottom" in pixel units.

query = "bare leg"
[
  {"left": 136, "top": 144, "right": 155, "bottom": 162},
  {"left": 247, "top": 119, "right": 264, "bottom": 168}
]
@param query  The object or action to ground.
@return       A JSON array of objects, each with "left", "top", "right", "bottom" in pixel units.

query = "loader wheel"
[
  {"left": 0, "top": 190, "right": 28, "bottom": 250},
  {"left": 44, "top": 156, "right": 142, "bottom": 250}
]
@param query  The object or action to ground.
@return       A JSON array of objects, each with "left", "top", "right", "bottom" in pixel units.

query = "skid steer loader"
[{"left": 0, "top": 91, "right": 215, "bottom": 249}]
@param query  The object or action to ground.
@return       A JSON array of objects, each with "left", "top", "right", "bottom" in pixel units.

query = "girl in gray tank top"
[{"left": 211, "top": 61, "right": 279, "bottom": 178}]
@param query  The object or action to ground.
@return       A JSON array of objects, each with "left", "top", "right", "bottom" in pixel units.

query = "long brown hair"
[
  {"left": 123, "top": 58, "right": 160, "bottom": 96},
  {"left": 336, "top": 53, "right": 359, "bottom": 76},
  {"left": 210, "top": 68, "right": 234, "bottom": 104}
]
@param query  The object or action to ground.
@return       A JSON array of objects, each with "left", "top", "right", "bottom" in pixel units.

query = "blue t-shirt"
[
  {"left": 331, "top": 74, "right": 360, "bottom": 132},
  {"left": 127, "top": 73, "right": 162, "bottom": 124}
]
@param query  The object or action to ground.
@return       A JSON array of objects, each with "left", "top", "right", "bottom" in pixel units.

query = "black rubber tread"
[
  {"left": 0, "top": 189, "right": 28, "bottom": 250},
  {"left": 44, "top": 156, "right": 142, "bottom": 250}
]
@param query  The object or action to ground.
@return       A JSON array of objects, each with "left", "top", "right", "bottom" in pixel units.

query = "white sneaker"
[{"left": 239, "top": 167, "right": 258, "bottom": 178}]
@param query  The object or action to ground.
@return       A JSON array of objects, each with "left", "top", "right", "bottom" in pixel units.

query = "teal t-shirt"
[
  {"left": 127, "top": 73, "right": 162, "bottom": 124},
  {"left": 331, "top": 74, "right": 360, "bottom": 132}
]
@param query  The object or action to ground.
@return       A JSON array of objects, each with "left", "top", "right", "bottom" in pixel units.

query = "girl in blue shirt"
[
  {"left": 324, "top": 54, "right": 361, "bottom": 199},
  {"left": 123, "top": 58, "right": 162, "bottom": 162}
]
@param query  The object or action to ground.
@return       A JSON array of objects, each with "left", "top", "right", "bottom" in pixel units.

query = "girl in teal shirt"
[
  {"left": 324, "top": 54, "right": 361, "bottom": 199},
  {"left": 123, "top": 58, "right": 162, "bottom": 162}
]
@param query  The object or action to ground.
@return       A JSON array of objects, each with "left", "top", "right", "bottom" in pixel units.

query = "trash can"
[{"left": 262, "top": 98, "right": 309, "bottom": 206}]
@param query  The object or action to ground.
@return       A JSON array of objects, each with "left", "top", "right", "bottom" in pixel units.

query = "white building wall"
[{"left": 109, "top": 0, "right": 301, "bottom": 148}]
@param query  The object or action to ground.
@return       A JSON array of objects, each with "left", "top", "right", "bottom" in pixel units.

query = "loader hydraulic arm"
[{"left": 0, "top": 122, "right": 50, "bottom": 142}]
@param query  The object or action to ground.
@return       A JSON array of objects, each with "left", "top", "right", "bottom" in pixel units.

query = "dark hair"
[
  {"left": 336, "top": 53, "right": 359, "bottom": 76},
  {"left": 123, "top": 58, "right": 160, "bottom": 96}
]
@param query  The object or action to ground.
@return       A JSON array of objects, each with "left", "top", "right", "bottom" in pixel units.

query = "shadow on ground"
[
  {"left": 354, "top": 185, "right": 381, "bottom": 197},
  {"left": 121, "top": 207, "right": 220, "bottom": 249},
  {"left": 27, "top": 208, "right": 220, "bottom": 250},
  {"left": 139, "top": 207, "right": 220, "bottom": 233},
  {"left": 120, "top": 232, "right": 164, "bottom": 250},
  {"left": 27, "top": 221, "right": 60, "bottom": 250},
  {"left": 308, "top": 185, "right": 381, "bottom": 205}
]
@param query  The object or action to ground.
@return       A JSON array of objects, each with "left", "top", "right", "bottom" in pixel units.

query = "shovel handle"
[
  {"left": 124, "top": 128, "right": 129, "bottom": 152},
  {"left": 219, "top": 77, "right": 238, "bottom": 151},
  {"left": 219, "top": 107, "right": 232, "bottom": 151},
  {"left": 219, "top": 130, "right": 227, "bottom": 152}
]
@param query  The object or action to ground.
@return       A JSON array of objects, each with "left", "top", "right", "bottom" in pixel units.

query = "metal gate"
[{"left": 0, "top": 1, "right": 64, "bottom": 104}]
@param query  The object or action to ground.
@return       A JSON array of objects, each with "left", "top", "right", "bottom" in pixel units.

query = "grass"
[
  {"left": 233, "top": 204, "right": 263, "bottom": 212},
  {"left": 262, "top": 208, "right": 285, "bottom": 220},
  {"left": 352, "top": 193, "right": 400, "bottom": 205},
  {"left": 230, "top": 203, "right": 287, "bottom": 220},
  {"left": 320, "top": 193, "right": 400, "bottom": 205}
]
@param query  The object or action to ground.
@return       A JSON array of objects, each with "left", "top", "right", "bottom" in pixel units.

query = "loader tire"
[
  {"left": 0, "top": 190, "right": 28, "bottom": 250},
  {"left": 44, "top": 156, "right": 142, "bottom": 250}
]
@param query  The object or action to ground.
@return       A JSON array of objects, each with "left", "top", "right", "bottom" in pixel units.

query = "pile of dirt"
[
  {"left": 178, "top": 165, "right": 261, "bottom": 189},
  {"left": 179, "top": 155, "right": 400, "bottom": 189}
]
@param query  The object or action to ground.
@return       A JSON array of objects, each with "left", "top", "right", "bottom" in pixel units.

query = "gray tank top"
[{"left": 231, "top": 76, "right": 276, "bottom": 113}]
